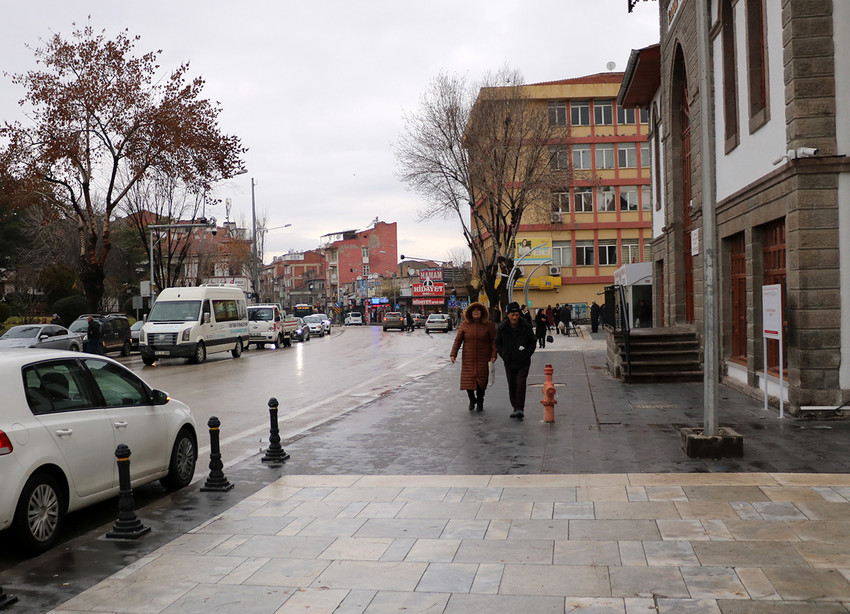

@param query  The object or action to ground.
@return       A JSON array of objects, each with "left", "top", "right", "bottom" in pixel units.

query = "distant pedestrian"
[
  {"left": 559, "top": 304, "right": 572, "bottom": 336},
  {"left": 495, "top": 301, "right": 536, "bottom": 420},
  {"left": 450, "top": 302, "right": 496, "bottom": 412},
  {"left": 520, "top": 304, "right": 532, "bottom": 323},
  {"left": 405, "top": 312, "right": 414, "bottom": 332},
  {"left": 553, "top": 304, "right": 561, "bottom": 331},
  {"left": 85, "top": 316, "right": 103, "bottom": 354},
  {"left": 51, "top": 313, "right": 63, "bottom": 326},
  {"left": 534, "top": 308, "right": 548, "bottom": 349},
  {"left": 545, "top": 305, "right": 554, "bottom": 330},
  {"left": 590, "top": 301, "right": 601, "bottom": 333}
]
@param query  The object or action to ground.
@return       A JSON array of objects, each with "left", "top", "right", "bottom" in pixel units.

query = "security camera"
[
  {"left": 210, "top": 228, "right": 217, "bottom": 236},
  {"left": 796, "top": 147, "right": 819, "bottom": 158}
]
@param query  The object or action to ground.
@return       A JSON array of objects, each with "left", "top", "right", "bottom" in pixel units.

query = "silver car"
[{"left": 0, "top": 325, "right": 83, "bottom": 351}]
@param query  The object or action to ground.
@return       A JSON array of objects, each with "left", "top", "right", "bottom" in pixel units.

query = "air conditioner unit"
[
  {"left": 549, "top": 266, "right": 562, "bottom": 276},
  {"left": 550, "top": 212, "right": 564, "bottom": 223}
]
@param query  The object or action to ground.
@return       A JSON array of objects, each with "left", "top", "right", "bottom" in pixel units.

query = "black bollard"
[
  {"left": 262, "top": 397, "right": 290, "bottom": 463},
  {"left": 201, "top": 416, "right": 234, "bottom": 492},
  {"left": 0, "top": 585, "right": 18, "bottom": 609},
  {"left": 106, "top": 444, "right": 151, "bottom": 539}
]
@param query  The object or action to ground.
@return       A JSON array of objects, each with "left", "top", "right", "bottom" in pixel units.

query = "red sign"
[
  {"left": 412, "top": 281, "right": 445, "bottom": 297},
  {"left": 419, "top": 268, "right": 444, "bottom": 282},
  {"left": 413, "top": 298, "right": 444, "bottom": 306}
]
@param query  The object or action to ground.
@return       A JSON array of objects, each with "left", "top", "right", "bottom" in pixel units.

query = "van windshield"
[{"left": 148, "top": 300, "right": 202, "bottom": 322}]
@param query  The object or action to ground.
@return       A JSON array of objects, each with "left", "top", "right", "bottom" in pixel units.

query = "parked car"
[
  {"left": 293, "top": 318, "right": 311, "bottom": 342},
  {"left": 68, "top": 314, "right": 132, "bottom": 356},
  {"left": 315, "top": 313, "right": 332, "bottom": 334},
  {"left": 302, "top": 315, "right": 325, "bottom": 337},
  {"left": 382, "top": 312, "right": 405, "bottom": 331},
  {"left": 130, "top": 321, "right": 144, "bottom": 351},
  {"left": 0, "top": 349, "right": 197, "bottom": 553},
  {"left": 0, "top": 325, "right": 83, "bottom": 352},
  {"left": 344, "top": 312, "right": 363, "bottom": 326},
  {"left": 425, "top": 313, "right": 452, "bottom": 334},
  {"left": 411, "top": 313, "right": 426, "bottom": 328}
]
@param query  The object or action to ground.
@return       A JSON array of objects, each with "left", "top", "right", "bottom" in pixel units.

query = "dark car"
[
  {"left": 293, "top": 317, "right": 311, "bottom": 342},
  {"left": 382, "top": 312, "right": 405, "bottom": 331},
  {"left": 69, "top": 314, "right": 132, "bottom": 356}
]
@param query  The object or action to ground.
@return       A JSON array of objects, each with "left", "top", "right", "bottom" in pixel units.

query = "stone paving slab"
[{"left": 47, "top": 473, "right": 850, "bottom": 613}]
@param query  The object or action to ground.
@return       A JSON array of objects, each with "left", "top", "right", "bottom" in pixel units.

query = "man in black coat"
[
  {"left": 590, "top": 300, "right": 601, "bottom": 333},
  {"left": 85, "top": 316, "right": 103, "bottom": 354},
  {"left": 495, "top": 301, "right": 537, "bottom": 420}
]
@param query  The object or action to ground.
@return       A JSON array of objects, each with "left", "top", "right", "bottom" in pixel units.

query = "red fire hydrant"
[{"left": 541, "top": 364, "right": 557, "bottom": 423}]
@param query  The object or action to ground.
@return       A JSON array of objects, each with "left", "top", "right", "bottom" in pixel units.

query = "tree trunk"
[{"left": 79, "top": 258, "right": 106, "bottom": 313}]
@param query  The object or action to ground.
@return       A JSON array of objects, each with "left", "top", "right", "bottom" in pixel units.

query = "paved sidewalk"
[{"left": 6, "top": 326, "right": 850, "bottom": 612}]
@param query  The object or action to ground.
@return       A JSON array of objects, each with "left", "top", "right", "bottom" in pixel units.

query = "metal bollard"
[
  {"left": 262, "top": 397, "right": 290, "bottom": 463},
  {"left": 541, "top": 364, "right": 557, "bottom": 423},
  {"left": 106, "top": 444, "right": 151, "bottom": 539},
  {"left": 201, "top": 416, "right": 234, "bottom": 492},
  {"left": 0, "top": 585, "right": 18, "bottom": 609}
]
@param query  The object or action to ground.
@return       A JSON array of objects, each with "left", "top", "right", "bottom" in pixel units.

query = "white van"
[{"left": 140, "top": 285, "right": 249, "bottom": 365}]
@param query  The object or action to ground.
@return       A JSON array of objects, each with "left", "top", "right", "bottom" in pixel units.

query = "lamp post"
[
  {"left": 506, "top": 244, "right": 552, "bottom": 304},
  {"left": 149, "top": 219, "right": 216, "bottom": 302}
]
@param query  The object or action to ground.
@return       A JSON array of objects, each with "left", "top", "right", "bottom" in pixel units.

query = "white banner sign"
[{"left": 762, "top": 284, "right": 782, "bottom": 339}]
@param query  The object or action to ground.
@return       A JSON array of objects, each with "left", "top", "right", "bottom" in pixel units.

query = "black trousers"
[
  {"left": 465, "top": 387, "right": 485, "bottom": 403},
  {"left": 504, "top": 363, "right": 530, "bottom": 411}
]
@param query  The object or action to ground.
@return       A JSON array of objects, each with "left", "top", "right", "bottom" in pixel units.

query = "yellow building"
[{"left": 474, "top": 73, "right": 652, "bottom": 320}]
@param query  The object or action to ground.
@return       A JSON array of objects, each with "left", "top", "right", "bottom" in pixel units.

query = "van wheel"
[
  {"left": 142, "top": 355, "right": 156, "bottom": 366},
  {"left": 12, "top": 472, "right": 65, "bottom": 554},
  {"left": 231, "top": 338, "right": 243, "bottom": 358},
  {"left": 120, "top": 340, "right": 131, "bottom": 356},
  {"left": 192, "top": 342, "right": 206, "bottom": 364}
]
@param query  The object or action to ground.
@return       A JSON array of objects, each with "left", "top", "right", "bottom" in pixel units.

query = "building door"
[
  {"left": 680, "top": 78, "right": 695, "bottom": 323},
  {"left": 762, "top": 219, "right": 786, "bottom": 377},
  {"left": 730, "top": 232, "right": 747, "bottom": 360}
]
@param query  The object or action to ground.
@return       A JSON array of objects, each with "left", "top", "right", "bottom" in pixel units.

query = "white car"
[
  {"left": 344, "top": 312, "right": 363, "bottom": 326},
  {"left": 0, "top": 349, "right": 197, "bottom": 554},
  {"left": 425, "top": 313, "right": 452, "bottom": 333},
  {"left": 315, "top": 313, "right": 332, "bottom": 334},
  {"left": 302, "top": 315, "right": 326, "bottom": 337}
]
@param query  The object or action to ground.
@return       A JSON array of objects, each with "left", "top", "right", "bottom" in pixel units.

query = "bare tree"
[
  {"left": 395, "top": 67, "right": 557, "bottom": 316},
  {"left": 445, "top": 246, "right": 471, "bottom": 268},
  {"left": 0, "top": 24, "right": 245, "bottom": 311}
]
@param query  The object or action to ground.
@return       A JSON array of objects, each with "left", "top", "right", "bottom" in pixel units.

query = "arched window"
[
  {"left": 721, "top": 0, "right": 739, "bottom": 150},
  {"left": 746, "top": 0, "right": 769, "bottom": 131}
]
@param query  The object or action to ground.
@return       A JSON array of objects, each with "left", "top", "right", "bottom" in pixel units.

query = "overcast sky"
[{"left": 0, "top": 1, "right": 660, "bottom": 264}]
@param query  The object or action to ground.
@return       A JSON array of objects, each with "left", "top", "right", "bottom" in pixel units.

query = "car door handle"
[
  {"left": 113, "top": 421, "right": 129, "bottom": 429},
  {"left": 55, "top": 429, "right": 73, "bottom": 437}
]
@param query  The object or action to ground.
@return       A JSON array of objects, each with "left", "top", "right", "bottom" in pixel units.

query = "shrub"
[{"left": 52, "top": 295, "right": 88, "bottom": 327}]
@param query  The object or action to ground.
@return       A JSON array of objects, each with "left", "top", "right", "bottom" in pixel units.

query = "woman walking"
[
  {"left": 450, "top": 302, "right": 496, "bottom": 412},
  {"left": 534, "top": 308, "right": 548, "bottom": 349}
]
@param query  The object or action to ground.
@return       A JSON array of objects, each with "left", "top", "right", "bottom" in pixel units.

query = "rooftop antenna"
[{"left": 606, "top": 61, "right": 616, "bottom": 72}]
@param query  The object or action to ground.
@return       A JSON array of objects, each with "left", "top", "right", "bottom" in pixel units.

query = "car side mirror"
[
  {"left": 39, "top": 334, "right": 50, "bottom": 340},
  {"left": 151, "top": 389, "right": 170, "bottom": 405}
]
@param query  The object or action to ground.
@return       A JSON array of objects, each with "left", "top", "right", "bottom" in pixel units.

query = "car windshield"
[
  {"left": 303, "top": 315, "right": 322, "bottom": 323},
  {"left": 1, "top": 326, "right": 41, "bottom": 339},
  {"left": 249, "top": 308, "right": 274, "bottom": 321},
  {"left": 428, "top": 315, "right": 445, "bottom": 321},
  {"left": 69, "top": 320, "right": 89, "bottom": 333},
  {"left": 148, "top": 300, "right": 202, "bottom": 322},
  {"left": 347, "top": 313, "right": 360, "bottom": 318},
  {"left": 316, "top": 314, "right": 328, "bottom": 320}
]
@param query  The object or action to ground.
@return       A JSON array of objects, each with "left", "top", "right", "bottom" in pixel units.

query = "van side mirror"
[{"left": 203, "top": 312, "right": 211, "bottom": 324}]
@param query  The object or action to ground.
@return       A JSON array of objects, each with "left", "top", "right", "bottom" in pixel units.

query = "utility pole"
[{"left": 251, "top": 178, "right": 259, "bottom": 303}]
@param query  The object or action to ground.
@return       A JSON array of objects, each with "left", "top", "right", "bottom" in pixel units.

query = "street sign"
[{"left": 460, "top": 301, "right": 468, "bottom": 310}]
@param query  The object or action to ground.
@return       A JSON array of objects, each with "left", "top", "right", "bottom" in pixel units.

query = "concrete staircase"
[{"left": 614, "top": 326, "right": 703, "bottom": 383}]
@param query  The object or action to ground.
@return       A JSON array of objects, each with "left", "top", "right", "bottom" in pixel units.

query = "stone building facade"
[{"left": 620, "top": 0, "right": 850, "bottom": 413}]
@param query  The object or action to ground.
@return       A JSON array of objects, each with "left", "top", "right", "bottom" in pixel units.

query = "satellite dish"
[{"left": 606, "top": 61, "right": 616, "bottom": 71}]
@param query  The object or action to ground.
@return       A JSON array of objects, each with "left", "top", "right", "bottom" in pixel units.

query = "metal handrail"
[{"left": 605, "top": 284, "right": 632, "bottom": 383}]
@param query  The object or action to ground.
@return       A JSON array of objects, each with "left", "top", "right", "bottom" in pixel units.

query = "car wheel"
[
  {"left": 69, "top": 344, "right": 80, "bottom": 352},
  {"left": 12, "top": 472, "right": 65, "bottom": 554},
  {"left": 160, "top": 428, "right": 197, "bottom": 490},
  {"left": 284, "top": 337, "right": 292, "bottom": 347},
  {"left": 192, "top": 342, "right": 206, "bottom": 364},
  {"left": 231, "top": 338, "right": 243, "bottom": 358},
  {"left": 142, "top": 355, "right": 156, "bottom": 366},
  {"left": 120, "top": 340, "right": 131, "bottom": 357}
]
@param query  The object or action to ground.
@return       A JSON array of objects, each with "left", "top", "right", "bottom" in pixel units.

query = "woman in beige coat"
[{"left": 450, "top": 302, "right": 497, "bottom": 411}]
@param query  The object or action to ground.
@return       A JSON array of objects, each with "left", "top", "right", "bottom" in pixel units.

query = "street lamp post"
[
  {"left": 506, "top": 244, "right": 552, "bottom": 304},
  {"left": 149, "top": 219, "right": 216, "bottom": 302}
]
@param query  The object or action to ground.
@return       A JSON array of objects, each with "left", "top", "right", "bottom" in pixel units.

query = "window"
[
  {"left": 552, "top": 241, "right": 572, "bottom": 267},
  {"left": 622, "top": 239, "right": 640, "bottom": 264},
  {"left": 572, "top": 145, "right": 592, "bottom": 170},
  {"left": 550, "top": 146, "right": 569, "bottom": 170},
  {"left": 746, "top": 0, "right": 768, "bottom": 126},
  {"left": 212, "top": 299, "right": 241, "bottom": 322},
  {"left": 594, "top": 100, "right": 613, "bottom": 125},
  {"left": 640, "top": 143, "right": 650, "bottom": 168},
  {"left": 721, "top": 0, "right": 739, "bottom": 148},
  {"left": 619, "top": 186, "right": 639, "bottom": 211},
  {"left": 362, "top": 246, "right": 369, "bottom": 260},
  {"left": 85, "top": 359, "right": 150, "bottom": 408},
  {"left": 570, "top": 101, "right": 590, "bottom": 126},
  {"left": 548, "top": 100, "right": 567, "bottom": 126},
  {"left": 576, "top": 241, "right": 595, "bottom": 266},
  {"left": 642, "top": 186, "right": 652, "bottom": 211},
  {"left": 639, "top": 108, "right": 649, "bottom": 124},
  {"left": 552, "top": 191, "right": 570, "bottom": 214},
  {"left": 598, "top": 186, "right": 617, "bottom": 212},
  {"left": 617, "top": 105, "right": 636, "bottom": 124},
  {"left": 362, "top": 265, "right": 370, "bottom": 276},
  {"left": 23, "top": 360, "right": 95, "bottom": 414},
  {"left": 598, "top": 241, "right": 618, "bottom": 266},
  {"left": 596, "top": 144, "right": 615, "bottom": 169},
  {"left": 730, "top": 232, "right": 747, "bottom": 359},
  {"left": 618, "top": 143, "right": 637, "bottom": 168},
  {"left": 643, "top": 240, "right": 652, "bottom": 261},
  {"left": 574, "top": 187, "right": 593, "bottom": 212}
]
